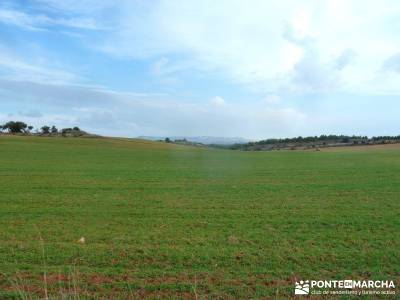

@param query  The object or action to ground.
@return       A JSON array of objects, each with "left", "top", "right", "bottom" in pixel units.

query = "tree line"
[
  {"left": 0, "top": 121, "right": 81, "bottom": 135},
  {"left": 230, "top": 134, "right": 400, "bottom": 150}
]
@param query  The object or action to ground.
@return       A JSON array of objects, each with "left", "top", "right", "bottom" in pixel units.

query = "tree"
[
  {"left": 165, "top": 137, "right": 171, "bottom": 143},
  {"left": 26, "top": 125, "right": 34, "bottom": 135},
  {"left": 41, "top": 126, "right": 50, "bottom": 134},
  {"left": 61, "top": 128, "right": 72, "bottom": 137},
  {"left": 73, "top": 126, "right": 80, "bottom": 131},
  {"left": 2, "top": 121, "right": 28, "bottom": 133},
  {"left": 61, "top": 128, "right": 72, "bottom": 134},
  {"left": 51, "top": 125, "right": 58, "bottom": 134}
]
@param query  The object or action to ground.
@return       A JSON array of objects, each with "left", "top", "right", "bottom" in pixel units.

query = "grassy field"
[{"left": 0, "top": 135, "right": 399, "bottom": 298}]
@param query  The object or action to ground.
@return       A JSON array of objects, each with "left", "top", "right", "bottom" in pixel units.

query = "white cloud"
[
  {"left": 210, "top": 96, "right": 226, "bottom": 107},
  {"left": 383, "top": 53, "right": 400, "bottom": 73},
  {"left": 0, "top": 7, "right": 103, "bottom": 31},
  {"left": 0, "top": 79, "right": 308, "bottom": 139},
  {"left": 34, "top": 0, "right": 114, "bottom": 14},
  {"left": 150, "top": 57, "right": 169, "bottom": 76},
  {"left": 2, "top": 77, "right": 399, "bottom": 138},
  {"left": 6, "top": 1, "right": 400, "bottom": 94},
  {"left": 264, "top": 95, "right": 281, "bottom": 105},
  {"left": 86, "top": 0, "right": 400, "bottom": 94},
  {"left": 1, "top": 1, "right": 400, "bottom": 139},
  {"left": 0, "top": 45, "right": 81, "bottom": 84}
]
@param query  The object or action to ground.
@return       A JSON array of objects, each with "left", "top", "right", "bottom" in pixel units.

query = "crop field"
[{"left": 0, "top": 135, "right": 399, "bottom": 298}]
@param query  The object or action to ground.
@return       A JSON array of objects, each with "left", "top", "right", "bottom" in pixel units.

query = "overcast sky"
[{"left": 0, "top": 0, "right": 399, "bottom": 139}]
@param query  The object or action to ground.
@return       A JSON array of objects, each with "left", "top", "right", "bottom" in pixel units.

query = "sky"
[{"left": 0, "top": 0, "right": 399, "bottom": 139}]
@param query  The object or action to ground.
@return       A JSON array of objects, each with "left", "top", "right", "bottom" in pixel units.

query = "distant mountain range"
[{"left": 138, "top": 136, "right": 250, "bottom": 145}]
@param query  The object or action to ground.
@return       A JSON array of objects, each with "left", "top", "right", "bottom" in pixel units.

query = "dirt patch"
[
  {"left": 89, "top": 274, "right": 115, "bottom": 285},
  {"left": 1, "top": 271, "right": 302, "bottom": 298},
  {"left": 46, "top": 273, "right": 69, "bottom": 284}
]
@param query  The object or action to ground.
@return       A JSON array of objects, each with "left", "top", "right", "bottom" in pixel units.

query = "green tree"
[
  {"left": 2, "top": 121, "right": 28, "bottom": 133},
  {"left": 41, "top": 126, "right": 50, "bottom": 134}
]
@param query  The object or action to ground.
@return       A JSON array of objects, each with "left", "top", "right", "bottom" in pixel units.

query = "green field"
[{"left": 0, "top": 136, "right": 399, "bottom": 298}]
